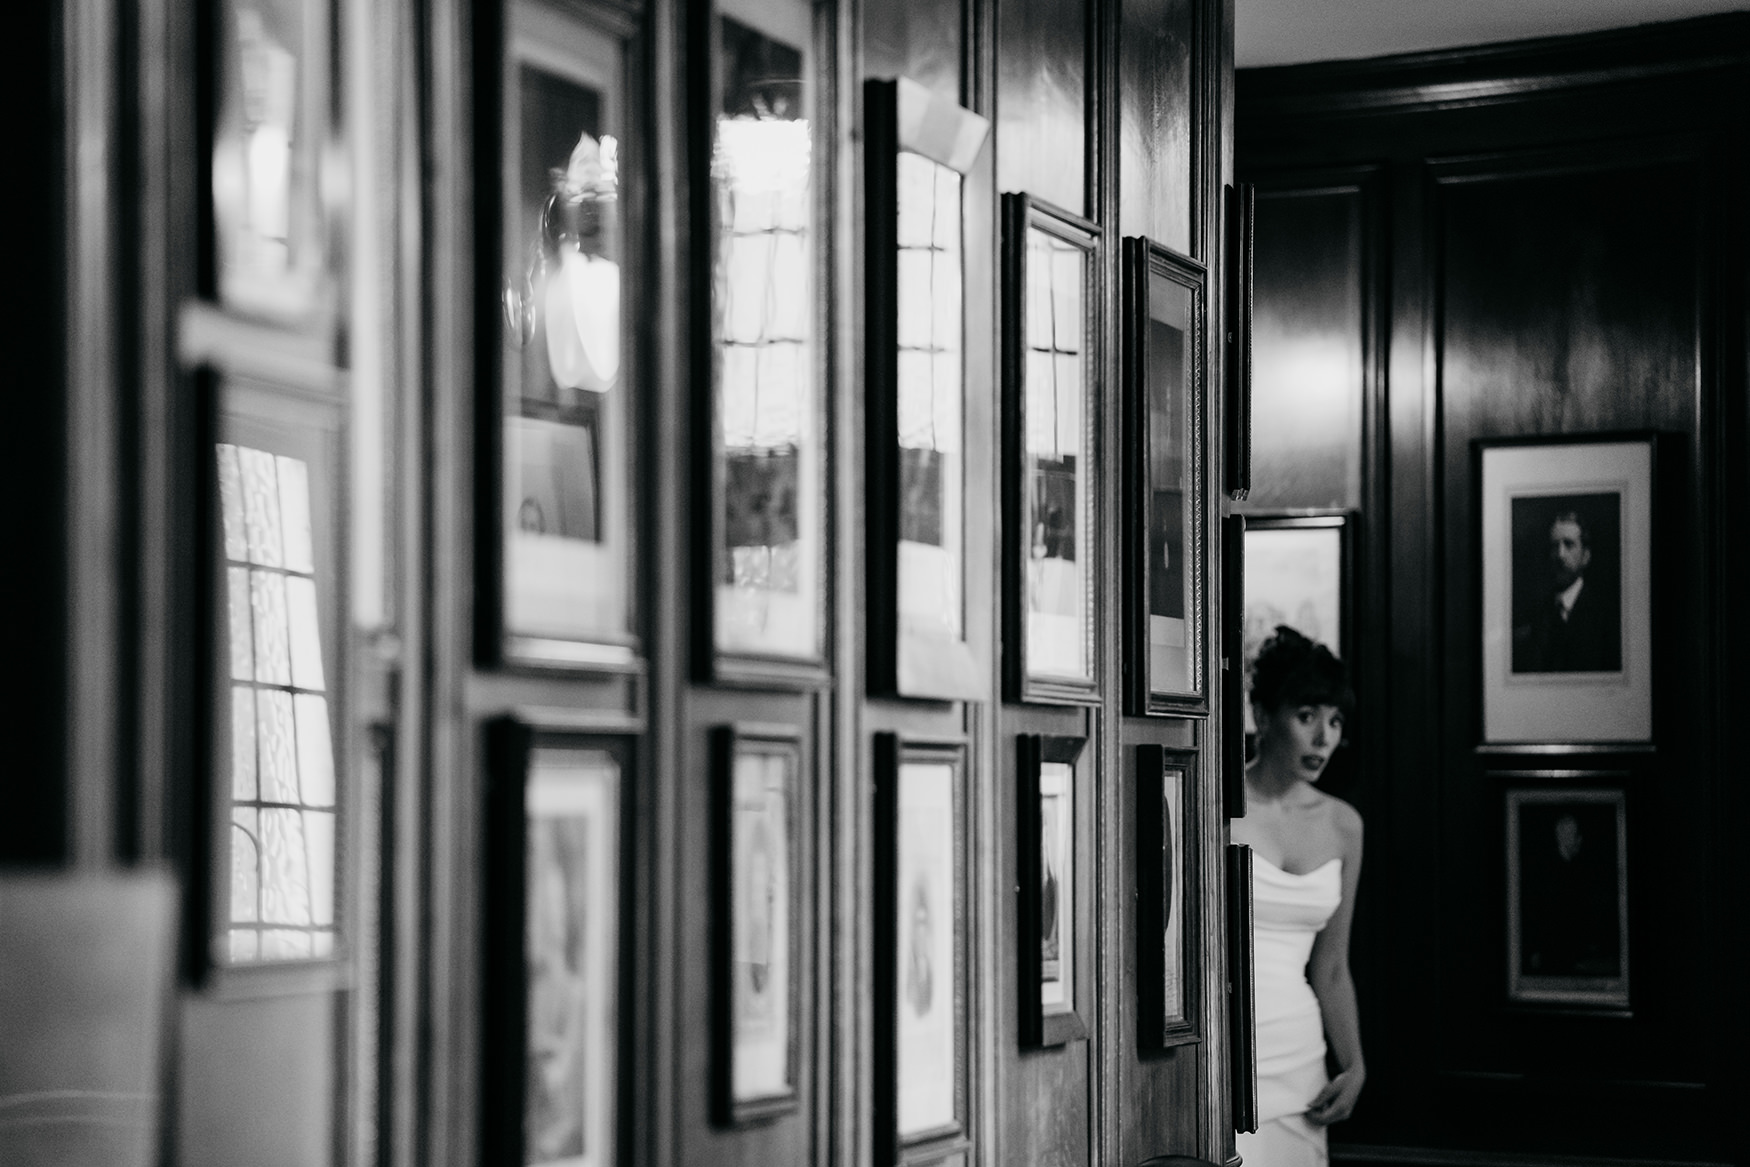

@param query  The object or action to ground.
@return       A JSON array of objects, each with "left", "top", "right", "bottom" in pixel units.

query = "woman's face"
[{"left": 1256, "top": 701, "right": 1344, "bottom": 780}]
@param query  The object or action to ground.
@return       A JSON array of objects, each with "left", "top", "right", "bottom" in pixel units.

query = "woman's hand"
[{"left": 1305, "top": 1066, "right": 1365, "bottom": 1126}]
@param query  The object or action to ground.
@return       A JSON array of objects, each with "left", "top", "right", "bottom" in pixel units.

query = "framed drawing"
[
  {"left": 1478, "top": 436, "right": 1656, "bottom": 744},
  {"left": 1122, "top": 237, "right": 1208, "bottom": 717},
  {"left": 210, "top": 0, "right": 333, "bottom": 326},
  {"left": 1016, "top": 735, "right": 1089, "bottom": 1047},
  {"left": 1136, "top": 744, "right": 1201, "bottom": 1049},
  {"left": 1242, "top": 512, "right": 1356, "bottom": 733},
  {"left": 482, "top": 0, "right": 643, "bottom": 672},
  {"left": 872, "top": 733, "right": 969, "bottom": 1160},
  {"left": 484, "top": 718, "right": 625, "bottom": 1167},
  {"left": 1222, "top": 182, "right": 1255, "bottom": 501},
  {"left": 209, "top": 375, "right": 347, "bottom": 973},
  {"left": 1001, "top": 196, "right": 1102, "bottom": 705},
  {"left": 709, "top": 724, "right": 802, "bottom": 1123},
  {"left": 1504, "top": 781, "right": 1630, "bottom": 1011},
  {"left": 864, "top": 78, "right": 993, "bottom": 701},
  {"left": 694, "top": 0, "right": 826, "bottom": 684}
]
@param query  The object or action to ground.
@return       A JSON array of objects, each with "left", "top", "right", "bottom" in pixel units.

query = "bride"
[{"left": 1231, "top": 626, "right": 1366, "bottom": 1166}]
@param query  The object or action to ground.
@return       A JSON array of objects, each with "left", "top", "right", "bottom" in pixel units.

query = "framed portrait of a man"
[{"left": 1478, "top": 437, "right": 1656, "bottom": 744}]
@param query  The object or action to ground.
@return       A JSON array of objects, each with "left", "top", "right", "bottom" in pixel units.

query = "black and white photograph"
[
  {"left": 1017, "top": 734, "right": 1088, "bottom": 1047},
  {"left": 1136, "top": 744, "right": 1200, "bottom": 1049},
  {"left": 895, "top": 758, "right": 958, "bottom": 1136},
  {"left": 1479, "top": 438, "right": 1654, "bottom": 743},
  {"left": 1506, "top": 786, "right": 1630, "bottom": 1010}
]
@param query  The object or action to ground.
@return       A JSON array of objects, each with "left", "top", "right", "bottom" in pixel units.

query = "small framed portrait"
[
  {"left": 484, "top": 718, "right": 625, "bottom": 1167},
  {"left": 1504, "top": 782, "right": 1630, "bottom": 1012},
  {"left": 1122, "top": 237, "right": 1208, "bottom": 717},
  {"left": 482, "top": 0, "right": 643, "bottom": 673},
  {"left": 709, "top": 724, "right": 802, "bottom": 1123},
  {"left": 872, "top": 734, "right": 969, "bottom": 1160},
  {"left": 1478, "top": 436, "right": 1656, "bottom": 743},
  {"left": 1016, "top": 735, "right": 1089, "bottom": 1047},
  {"left": 1001, "top": 196, "right": 1102, "bottom": 704},
  {"left": 1136, "top": 745, "right": 1202, "bottom": 1050},
  {"left": 864, "top": 78, "right": 993, "bottom": 701},
  {"left": 1241, "top": 512, "right": 1356, "bottom": 734},
  {"left": 696, "top": 0, "right": 827, "bottom": 684}
]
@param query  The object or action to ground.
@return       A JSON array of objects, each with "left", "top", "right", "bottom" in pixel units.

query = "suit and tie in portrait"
[{"left": 1511, "top": 496, "right": 1623, "bottom": 675}]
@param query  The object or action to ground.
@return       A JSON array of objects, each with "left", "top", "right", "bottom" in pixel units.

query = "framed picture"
[
  {"left": 1222, "top": 182, "right": 1255, "bottom": 501},
  {"left": 1225, "top": 842, "right": 1258, "bottom": 1133},
  {"left": 1478, "top": 436, "right": 1656, "bottom": 744},
  {"left": 210, "top": 0, "right": 334, "bottom": 326},
  {"left": 694, "top": 0, "right": 826, "bottom": 684},
  {"left": 709, "top": 724, "right": 802, "bottom": 1123},
  {"left": 1222, "top": 514, "right": 1247, "bottom": 818},
  {"left": 1242, "top": 512, "right": 1356, "bottom": 733},
  {"left": 864, "top": 78, "right": 993, "bottom": 701},
  {"left": 1016, "top": 735, "right": 1089, "bottom": 1047},
  {"left": 1122, "top": 237, "right": 1208, "bottom": 717},
  {"left": 873, "top": 733, "right": 969, "bottom": 1160},
  {"left": 484, "top": 718, "right": 625, "bottom": 1167},
  {"left": 1504, "top": 782, "right": 1630, "bottom": 1011},
  {"left": 482, "top": 0, "right": 643, "bottom": 673},
  {"left": 1135, "top": 745, "right": 1201, "bottom": 1049},
  {"left": 1001, "top": 196, "right": 1102, "bottom": 704}
]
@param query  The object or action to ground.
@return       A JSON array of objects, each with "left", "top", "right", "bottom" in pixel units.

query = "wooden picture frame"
[
  {"left": 1001, "top": 196, "right": 1102, "bottom": 705},
  {"left": 864, "top": 78, "right": 993, "bottom": 701},
  {"left": 1225, "top": 842, "right": 1258, "bottom": 1133},
  {"left": 872, "top": 733, "right": 971, "bottom": 1161},
  {"left": 478, "top": 0, "right": 646, "bottom": 675},
  {"left": 1135, "top": 744, "right": 1202, "bottom": 1050},
  {"left": 484, "top": 716, "right": 627, "bottom": 1167},
  {"left": 1222, "top": 182, "right": 1255, "bottom": 501},
  {"left": 206, "top": 372, "right": 349, "bottom": 979},
  {"left": 1016, "top": 734, "right": 1089, "bottom": 1047},
  {"left": 1122, "top": 236, "right": 1209, "bottom": 717},
  {"left": 1222, "top": 514, "right": 1247, "bottom": 819},
  {"left": 208, "top": 0, "right": 336, "bottom": 330},
  {"left": 709, "top": 723, "right": 803, "bottom": 1123},
  {"left": 1476, "top": 434, "right": 1657, "bottom": 745},
  {"left": 1504, "top": 780, "right": 1631, "bottom": 1012},
  {"left": 691, "top": 0, "right": 828, "bottom": 687}
]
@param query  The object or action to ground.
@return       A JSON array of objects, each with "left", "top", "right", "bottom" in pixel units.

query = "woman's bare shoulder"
[{"left": 1309, "top": 787, "right": 1364, "bottom": 839}]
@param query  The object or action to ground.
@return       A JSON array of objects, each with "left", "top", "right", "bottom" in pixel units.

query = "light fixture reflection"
[{"left": 505, "top": 132, "right": 622, "bottom": 394}]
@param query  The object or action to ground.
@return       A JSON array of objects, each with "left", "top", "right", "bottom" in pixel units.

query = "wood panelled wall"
[{"left": 1238, "top": 16, "right": 1749, "bottom": 1164}]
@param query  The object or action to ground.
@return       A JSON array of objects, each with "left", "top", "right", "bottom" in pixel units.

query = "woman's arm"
[{"left": 1305, "top": 801, "right": 1365, "bottom": 1125}]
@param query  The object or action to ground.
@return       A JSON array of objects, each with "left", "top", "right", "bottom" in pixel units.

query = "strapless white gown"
[{"left": 1236, "top": 854, "right": 1343, "bottom": 1167}]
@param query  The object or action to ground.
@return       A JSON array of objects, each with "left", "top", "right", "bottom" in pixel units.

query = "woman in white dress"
[{"left": 1232, "top": 627, "right": 1365, "bottom": 1167}]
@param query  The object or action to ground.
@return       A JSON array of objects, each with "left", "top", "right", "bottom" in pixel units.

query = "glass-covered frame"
[
  {"left": 480, "top": 0, "right": 645, "bottom": 674},
  {"left": 1016, "top": 734, "right": 1090, "bottom": 1048},
  {"left": 693, "top": 0, "right": 828, "bottom": 686},
  {"left": 1122, "top": 236, "right": 1209, "bottom": 717},
  {"left": 863, "top": 77, "right": 993, "bottom": 701},
  {"left": 206, "top": 372, "right": 350, "bottom": 979},
  {"left": 483, "top": 717, "right": 630, "bottom": 1167},
  {"left": 1001, "top": 195, "right": 1102, "bottom": 705},
  {"left": 1135, "top": 743, "right": 1202, "bottom": 1049}
]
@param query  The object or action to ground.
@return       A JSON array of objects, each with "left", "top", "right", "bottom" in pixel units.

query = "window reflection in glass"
[
  {"left": 713, "top": 15, "right": 820, "bottom": 660},
  {"left": 217, "top": 443, "right": 338, "bottom": 962},
  {"left": 1146, "top": 271, "right": 1195, "bottom": 694},
  {"left": 895, "top": 152, "right": 965, "bottom": 642},
  {"left": 1023, "top": 227, "right": 1090, "bottom": 682}
]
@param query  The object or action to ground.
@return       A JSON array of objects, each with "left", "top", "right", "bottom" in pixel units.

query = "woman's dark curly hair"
[{"left": 1251, "top": 625, "right": 1354, "bottom": 717}]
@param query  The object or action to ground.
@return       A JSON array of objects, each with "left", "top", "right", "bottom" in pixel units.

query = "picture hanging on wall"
[
  {"left": 483, "top": 0, "right": 642, "bottom": 673},
  {"left": 1504, "top": 781, "right": 1630, "bottom": 1011},
  {"left": 484, "top": 718, "right": 625, "bottom": 1167},
  {"left": 1477, "top": 436, "right": 1656, "bottom": 744},
  {"left": 710, "top": 724, "right": 802, "bottom": 1123},
  {"left": 864, "top": 77, "right": 993, "bottom": 701},
  {"left": 1001, "top": 195, "right": 1102, "bottom": 705},
  {"left": 1122, "top": 237, "right": 1208, "bottom": 717},
  {"left": 1135, "top": 744, "right": 1202, "bottom": 1050},
  {"left": 873, "top": 734, "right": 968, "bottom": 1160},
  {"left": 697, "top": 0, "right": 826, "bottom": 684},
  {"left": 1016, "top": 735, "right": 1089, "bottom": 1047},
  {"left": 1242, "top": 512, "right": 1355, "bottom": 735}
]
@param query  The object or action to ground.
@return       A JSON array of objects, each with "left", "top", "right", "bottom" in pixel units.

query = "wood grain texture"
[
  {"left": 995, "top": 0, "right": 1088, "bottom": 216},
  {"left": 1118, "top": 0, "right": 1194, "bottom": 253}
]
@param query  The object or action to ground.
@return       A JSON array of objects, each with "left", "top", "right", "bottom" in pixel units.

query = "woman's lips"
[{"left": 1301, "top": 754, "right": 1326, "bottom": 770}]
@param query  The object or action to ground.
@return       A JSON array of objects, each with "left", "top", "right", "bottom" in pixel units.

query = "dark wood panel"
[
  {"left": 995, "top": 0, "right": 1088, "bottom": 215},
  {"left": 1245, "top": 184, "right": 1364, "bottom": 509},
  {"left": 1117, "top": 0, "right": 1193, "bottom": 253}
]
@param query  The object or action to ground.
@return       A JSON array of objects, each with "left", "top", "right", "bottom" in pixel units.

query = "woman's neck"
[{"left": 1246, "top": 753, "right": 1304, "bottom": 806}]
